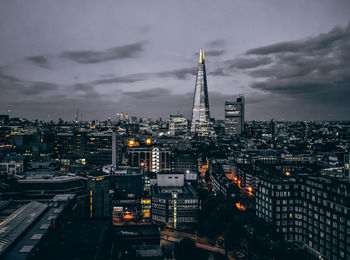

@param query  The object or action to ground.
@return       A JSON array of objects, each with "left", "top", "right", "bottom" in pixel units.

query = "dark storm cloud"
[
  {"left": 231, "top": 23, "right": 350, "bottom": 116},
  {"left": 73, "top": 83, "right": 94, "bottom": 91},
  {"left": 72, "top": 83, "right": 99, "bottom": 96},
  {"left": 0, "top": 69, "right": 102, "bottom": 102},
  {"left": 206, "top": 39, "right": 226, "bottom": 48},
  {"left": 21, "top": 82, "right": 58, "bottom": 95},
  {"left": 204, "top": 50, "right": 225, "bottom": 57},
  {"left": 89, "top": 67, "right": 196, "bottom": 86},
  {"left": 26, "top": 56, "right": 50, "bottom": 69},
  {"left": 0, "top": 69, "right": 109, "bottom": 120},
  {"left": 155, "top": 67, "right": 195, "bottom": 80},
  {"left": 92, "top": 74, "right": 147, "bottom": 85},
  {"left": 225, "top": 57, "right": 273, "bottom": 69},
  {"left": 0, "top": 69, "right": 58, "bottom": 95},
  {"left": 123, "top": 88, "right": 171, "bottom": 99},
  {"left": 208, "top": 68, "right": 230, "bottom": 77},
  {"left": 61, "top": 42, "right": 145, "bottom": 64},
  {"left": 246, "top": 24, "right": 350, "bottom": 55},
  {"left": 0, "top": 69, "right": 21, "bottom": 87}
]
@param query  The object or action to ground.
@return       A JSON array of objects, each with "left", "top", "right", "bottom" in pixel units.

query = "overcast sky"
[{"left": 1, "top": 0, "right": 350, "bottom": 121}]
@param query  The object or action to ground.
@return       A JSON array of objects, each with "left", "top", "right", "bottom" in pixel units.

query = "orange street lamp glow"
[
  {"left": 123, "top": 212, "right": 135, "bottom": 220},
  {"left": 123, "top": 214, "right": 135, "bottom": 220},
  {"left": 285, "top": 171, "right": 291, "bottom": 176},
  {"left": 248, "top": 186, "right": 253, "bottom": 192},
  {"left": 146, "top": 138, "right": 151, "bottom": 145},
  {"left": 235, "top": 202, "right": 246, "bottom": 211}
]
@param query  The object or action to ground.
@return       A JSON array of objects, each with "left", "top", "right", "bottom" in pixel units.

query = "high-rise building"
[
  {"left": 169, "top": 114, "right": 188, "bottom": 136},
  {"left": 191, "top": 50, "right": 211, "bottom": 136},
  {"left": 225, "top": 95, "right": 245, "bottom": 135}
]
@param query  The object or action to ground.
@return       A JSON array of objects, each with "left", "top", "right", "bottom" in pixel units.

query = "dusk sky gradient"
[{"left": 1, "top": 0, "right": 350, "bottom": 121}]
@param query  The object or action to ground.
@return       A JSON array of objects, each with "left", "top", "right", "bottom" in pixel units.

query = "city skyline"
[
  {"left": 1, "top": 2, "right": 350, "bottom": 259},
  {"left": 1, "top": 0, "right": 350, "bottom": 121}
]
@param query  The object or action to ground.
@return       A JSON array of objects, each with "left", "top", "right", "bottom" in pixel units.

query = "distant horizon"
[{"left": 3, "top": 113, "right": 350, "bottom": 124}]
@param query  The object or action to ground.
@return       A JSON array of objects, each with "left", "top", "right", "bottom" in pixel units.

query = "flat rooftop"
[
  {"left": 1, "top": 195, "right": 75, "bottom": 260},
  {"left": 151, "top": 184, "right": 198, "bottom": 199},
  {"left": 0, "top": 201, "right": 48, "bottom": 258},
  {"left": 18, "top": 173, "right": 83, "bottom": 183}
]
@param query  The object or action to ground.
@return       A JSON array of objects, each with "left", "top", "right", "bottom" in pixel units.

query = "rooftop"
[
  {"left": 0, "top": 201, "right": 48, "bottom": 257},
  {"left": 2, "top": 194, "right": 75, "bottom": 260},
  {"left": 151, "top": 184, "right": 198, "bottom": 199},
  {"left": 18, "top": 173, "right": 83, "bottom": 183},
  {"left": 102, "top": 165, "right": 144, "bottom": 176}
]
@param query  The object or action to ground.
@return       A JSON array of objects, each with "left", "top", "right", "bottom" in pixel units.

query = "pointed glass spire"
[
  {"left": 191, "top": 49, "right": 211, "bottom": 135},
  {"left": 199, "top": 49, "right": 205, "bottom": 63}
]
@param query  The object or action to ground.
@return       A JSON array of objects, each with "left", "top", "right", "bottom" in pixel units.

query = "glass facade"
[
  {"left": 225, "top": 96, "right": 245, "bottom": 135},
  {"left": 190, "top": 50, "right": 211, "bottom": 136}
]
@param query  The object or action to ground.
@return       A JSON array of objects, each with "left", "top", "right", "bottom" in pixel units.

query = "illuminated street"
[{"left": 161, "top": 229, "right": 235, "bottom": 260}]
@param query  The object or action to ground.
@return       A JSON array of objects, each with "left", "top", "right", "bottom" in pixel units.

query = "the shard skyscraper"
[{"left": 190, "top": 49, "right": 211, "bottom": 136}]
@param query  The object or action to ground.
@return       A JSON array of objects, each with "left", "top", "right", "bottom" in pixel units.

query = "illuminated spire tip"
[{"left": 199, "top": 49, "right": 205, "bottom": 63}]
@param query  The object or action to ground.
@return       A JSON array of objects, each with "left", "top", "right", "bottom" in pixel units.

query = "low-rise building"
[{"left": 150, "top": 172, "right": 199, "bottom": 229}]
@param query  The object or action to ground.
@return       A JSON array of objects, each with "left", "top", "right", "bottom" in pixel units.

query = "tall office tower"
[
  {"left": 225, "top": 95, "right": 245, "bottom": 135},
  {"left": 191, "top": 49, "right": 211, "bottom": 136}
]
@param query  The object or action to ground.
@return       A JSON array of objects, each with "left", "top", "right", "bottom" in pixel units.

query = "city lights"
[
  {"left": 235, "top": 202, "right": 246, "bottom": 211},
  {"left": 0, "top": 1, "right": 347, "bottom": 259}
]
